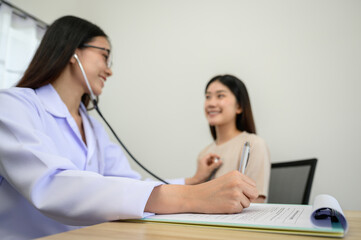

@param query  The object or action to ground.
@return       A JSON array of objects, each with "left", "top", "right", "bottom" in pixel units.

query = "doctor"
[{"left": 0, "top": 16, "right": 258, "bottom": 239}]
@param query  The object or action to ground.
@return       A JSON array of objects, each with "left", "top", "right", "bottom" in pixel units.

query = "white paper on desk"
[
  {"left": 145, "top": 204, "right": 318, "bottom": 229},
  {"left": 144, "top": 194, "right": 347, "bottom": 235}
]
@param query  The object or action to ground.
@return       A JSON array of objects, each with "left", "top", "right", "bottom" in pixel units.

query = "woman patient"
[{"left": 197, "top": 74, "right": 270, "bottom": 203}]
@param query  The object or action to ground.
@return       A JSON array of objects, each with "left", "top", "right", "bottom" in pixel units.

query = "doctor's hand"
[
  {"left": 185, "top": 153, "right": 222, "bottom": 185},
  {"left": 145, "top": 170, "right": 258, "bottom": 214},
  {"left": 190, "top": 171, "right": 258, "bottom": 213}
]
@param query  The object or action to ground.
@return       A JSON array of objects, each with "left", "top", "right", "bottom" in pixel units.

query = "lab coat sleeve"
[{"left": 0, "top": 90, "right": 160, "bottom": 226}]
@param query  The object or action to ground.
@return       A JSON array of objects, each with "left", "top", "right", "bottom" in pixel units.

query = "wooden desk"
[{"left": 38, "top": 210, "right": 361, "bottom": 240}]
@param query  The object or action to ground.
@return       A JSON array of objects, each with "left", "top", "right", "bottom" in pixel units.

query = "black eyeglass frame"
[
  {"left": 314, "top": 207, "right": 339, "bottom": 223},
  {"left": 82, "top": 43, "right": 112, "bottom": 68}
]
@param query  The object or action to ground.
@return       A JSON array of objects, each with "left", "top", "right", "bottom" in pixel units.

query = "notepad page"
[{"left": 146, "top": 203, "right": 327, "bottom": 230}]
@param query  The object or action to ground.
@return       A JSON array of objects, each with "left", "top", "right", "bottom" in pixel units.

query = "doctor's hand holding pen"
[
  {"left": 145, "top": 170, "right": 258, "bottom": 214},
  {"left": 144, "top": 153, "right": 259, "bottom": 214}
]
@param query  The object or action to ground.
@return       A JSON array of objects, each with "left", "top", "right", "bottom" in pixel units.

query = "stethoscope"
[{"left": 73, "top": 53, "right": 169, "bottom": 184}]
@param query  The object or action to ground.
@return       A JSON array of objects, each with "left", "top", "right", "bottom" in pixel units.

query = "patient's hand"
[{"left": 185, "top": 153, "right": 222, "bottom": 185}]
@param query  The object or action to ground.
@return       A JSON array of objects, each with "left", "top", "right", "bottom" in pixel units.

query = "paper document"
[{"left": 131, "top": 194, "right": 347, "bottom": 238}]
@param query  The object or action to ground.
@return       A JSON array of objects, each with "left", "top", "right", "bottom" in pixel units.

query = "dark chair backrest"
[{"left": 268, "top": 158, "right": 317, "bottom": 205}]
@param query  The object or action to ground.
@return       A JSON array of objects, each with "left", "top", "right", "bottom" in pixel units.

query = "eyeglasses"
[
  {"left": 82, "top": 43, "right": 112, "bottom": 68},
  {"left": 314, "top": 208, "right": 339, "bottom": 222}
]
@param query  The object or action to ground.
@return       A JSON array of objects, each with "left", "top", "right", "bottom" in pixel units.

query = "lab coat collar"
[
  {"left": 35, "top": 84, "right": 70, "bottom": 118},
  {"left": 35, "top": 84, "right": 97, "bottom": 163}
]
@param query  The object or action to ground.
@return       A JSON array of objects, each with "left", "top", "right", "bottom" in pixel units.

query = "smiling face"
[
  {"left": 204, "top": 80, "right": 242, "bottom": 127},
  {"left": 75, "top": 36, "right": 112, "bottom": 96}
]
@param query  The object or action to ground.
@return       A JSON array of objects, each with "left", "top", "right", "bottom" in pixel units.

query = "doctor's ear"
[
  {"left": 70, "top": 51, "right": 81, "bottom": 64},
  {"left": 70, "top": 54, "right": 77, "bottom": 64}
]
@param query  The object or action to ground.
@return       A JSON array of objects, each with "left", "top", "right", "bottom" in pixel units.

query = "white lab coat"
[{"left": 0, "top": 84, "right": 183, "bottom": 239}]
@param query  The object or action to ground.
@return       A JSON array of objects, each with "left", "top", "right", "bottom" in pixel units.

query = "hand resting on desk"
[{"left": 145, "top": 171, "right": 258, "bottom": 214}]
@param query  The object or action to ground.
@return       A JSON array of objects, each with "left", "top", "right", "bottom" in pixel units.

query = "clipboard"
[{"left": 128, "top": 194, "right": 348, "bottom": 238}]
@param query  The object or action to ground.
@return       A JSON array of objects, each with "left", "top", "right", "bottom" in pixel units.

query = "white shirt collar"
[{"left": 35, "top": 84, "right": 70, "bottom": 118}]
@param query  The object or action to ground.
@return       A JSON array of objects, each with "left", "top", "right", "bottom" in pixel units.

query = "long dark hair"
[
  {"left": 205, "top": 75, "right": 256, "bottom": 140},
  {"left": 16, "top": 15, "right": 107, "bottom": 107}
]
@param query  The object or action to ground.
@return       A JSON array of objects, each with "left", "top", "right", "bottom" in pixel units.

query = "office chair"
[{"left": 268, "top": 158, "right": 317, "bottom": 205}]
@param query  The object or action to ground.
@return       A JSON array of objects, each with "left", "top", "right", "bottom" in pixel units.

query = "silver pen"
[{"left": 239, "top": 142, "right": 250, "bottom": 174}]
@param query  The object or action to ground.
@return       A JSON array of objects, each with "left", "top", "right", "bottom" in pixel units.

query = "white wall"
[{"left": 9, "top": 0, "right": 361, "bottom": 210}]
